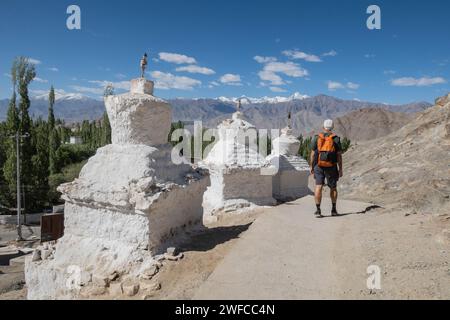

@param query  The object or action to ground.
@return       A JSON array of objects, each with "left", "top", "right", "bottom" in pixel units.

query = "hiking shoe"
[
  {"left": 314, "top": 209, "right": 323, "bottom": 218},
  {"left": 331, "top": 210, "right": 339, "bottom": 217}
]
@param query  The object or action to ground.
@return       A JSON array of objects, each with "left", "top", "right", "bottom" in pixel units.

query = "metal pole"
[{"left": 16, "top": 133, "right": 23, "bottom": 241}]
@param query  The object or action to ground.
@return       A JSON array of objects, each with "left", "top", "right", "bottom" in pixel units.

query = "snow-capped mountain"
[
  {"left": 217, "top": 92, "right": 309, "bottom": 104},
  {"left": 33, "top": 92, "right": 91, "bottom": 102},
  {"left": 0, "top": 93, "right": 432, "bottom": 135}
]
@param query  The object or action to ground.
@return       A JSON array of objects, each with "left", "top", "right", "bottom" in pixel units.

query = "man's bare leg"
[
  {"left": 330, "top": 188, "right": 338, "bottom": 215},
  {"left": 314, "top": 185, "right": 323, "bottom": 216}
]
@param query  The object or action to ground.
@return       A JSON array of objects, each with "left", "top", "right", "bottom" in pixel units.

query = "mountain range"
[{"left": 0, "top": 93, "right": 432, "bottom": 136}]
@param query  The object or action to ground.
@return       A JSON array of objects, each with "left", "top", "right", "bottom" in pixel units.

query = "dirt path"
[
  {"left": 1, "top": 194, "right": 448, "bottom": 300},
  {"left": 193, "top": 196, "right": 450, "bottom": 300}
]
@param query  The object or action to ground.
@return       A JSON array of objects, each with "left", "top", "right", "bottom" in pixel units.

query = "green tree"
[
  {"left": 31, "top": 118, "right": 49, "bottom": 209},
  {"left": 16, "top": 57, "right": 36, "bottom": 212},
  {"left": 48, "top": 86, "right": 60, "bottom": 174},
  {"left": 0, "top": 123, "right": 10, "bottom": 210},
  {"left": 341, "top": 137, "right": 352, "bottom": 153},
  {"left": 101, "top": 112, "right": 111, "bottom": 146},
  {"left": 3, "top": 58, "right": 21, "bottom": 207},
  {"left": 298, "top": 135, "right": 312, "bottom": 162}
]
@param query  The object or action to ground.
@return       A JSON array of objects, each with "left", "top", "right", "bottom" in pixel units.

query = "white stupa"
[
  {"left": 200, "top": 110, "right": 276, "bottom": 223},
  {"left": 25, "top": 78, "right": 209, "bottom": 299},
  {"left": 267, "top": 119, "right": 310, "bottom": 201}
]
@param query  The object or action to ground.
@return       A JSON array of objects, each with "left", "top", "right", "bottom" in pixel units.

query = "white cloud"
[
  {"left": 208, "top": 81, "right": 220, "bottom": 88},
  {"left": 264, "top": 61, "right": 308, "bottom": 78},
  {"left": 30, "top": 88, "right": 70, "bottom": 97},
  {"left": 48, "top": 67, "right": 59, "bottom": 72},
  {"left": 258, "top": 70, "right": 285, "bottom": 86},
  {"left": 327, "top": 81, "right": 345, "bottom": 91},
  {"left": 158, "top": 52, "right": 196, "bottom": 65},
  {"left": 220, "top": 73, "right": 242, "bottom": 86},
  {"left": 254, "top": 56, "right": 277, "bottom": 64},
  {"left": 115, "top": 73, "right": 127, "bottom": 79},
  {"left": 4, "top": 73, "right": 11, "bottom": 78},
  {"left": 390, "top": 77, "right": 446, "bottom": 87},
  {"left": 346, "top": 82, "right": 360, "bottom": 90},
  {"left": 327, "top": 81, "right": 360, "bottom": 91},
  {"left": 269, "top": 86, "right": 287, "bottom": 93},
  {"left": 150, "top": 71, "right": 201, "bottom": 90},
  {"left": 282, "top": 50, "right": 322, "bottom": 62},
  {"left": 176, "top": 65, "right": 215, "bottom": 75},
  {"left": 28, "top": 58, "right": 42, "bottom": 65},
  {"left": 70, "top": 85, "right": 104, "bottom": 95},
  {"left": 322, "top": 50, "right": 338, "bottom": 57},
  {"left": 33, "top": 77, "right": 48, "bottom": 83},
  {"left": 256, "top": 57, "right": 308, "bottom": 87},
  {"left": 383, "top": 70, "right": 396, "bottom": 75},
  {"left": 364, "top": 54, "right": 376, "bottom": 59},
  {"left": 88, "top": 80, "right": 131, "bottom": 90}
]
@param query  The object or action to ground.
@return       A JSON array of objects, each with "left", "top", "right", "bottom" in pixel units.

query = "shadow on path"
[
  {"left": 178, "top": 223, "right": 253, "bottom": 253},
  {"left": 319, "top": 205, "right": 382, "bottom": 219}
]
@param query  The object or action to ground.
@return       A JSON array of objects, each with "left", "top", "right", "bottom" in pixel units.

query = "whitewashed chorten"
[
  {"left": 267, "top": 121, "right": 310, "bottom": 202},
  {"left": 25, "top": 77, "right": 209, "bottom": 299},
  {"left": 200, "top": 110, "right": 276, "bottom": 223}
]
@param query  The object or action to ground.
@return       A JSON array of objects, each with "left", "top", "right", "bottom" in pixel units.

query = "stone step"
[
  {"left": 0, "top": 246, "right": 19, "bottom": 256},
  {"left": 9, "top": 255, "right": 28, "bottom": 267}
]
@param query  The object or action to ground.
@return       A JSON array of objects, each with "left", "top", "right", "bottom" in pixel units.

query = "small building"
[
  {"left": 200, "top": 111, "right": 276, "bottom": 223},
  {"left": 69, "top": 136, "right": 83, "bottom": 145},
  {"left": 267, "top": 126, "right": 310, "bottom": 202}
]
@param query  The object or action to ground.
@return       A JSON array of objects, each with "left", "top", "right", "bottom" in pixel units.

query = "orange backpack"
[{"left": 317, "top": 133, "right": 336, "bottom": 168}]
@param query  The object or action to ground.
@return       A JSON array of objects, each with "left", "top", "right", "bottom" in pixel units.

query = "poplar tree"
[
  {"left": 31, "top": 118, "right": 49, "bottom": 209},
  {"left": 102, "top": 112, "right": 112, "bottom": 145},
  {"left": 3, "top": 58, "right": 20, "bottom": 206},
  {"left": 48, "top": 86, "right": 60, "bottom": 174}
]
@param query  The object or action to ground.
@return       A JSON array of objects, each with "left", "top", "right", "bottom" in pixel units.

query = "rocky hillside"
[
  {"left": 331, "top": 108, "right": 413, "bottom": 142},
  {"left": 340, "top": 93, "right": 450, "bottom": 216}
]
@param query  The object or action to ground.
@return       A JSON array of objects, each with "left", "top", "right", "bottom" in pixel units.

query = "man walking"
[{"left": 310, "top": 119, "right": 343, "bottom": 217}]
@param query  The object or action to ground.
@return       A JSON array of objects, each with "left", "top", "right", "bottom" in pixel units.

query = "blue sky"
[{"left": 0, "top": 0, "right": 448, "bottom": 104}]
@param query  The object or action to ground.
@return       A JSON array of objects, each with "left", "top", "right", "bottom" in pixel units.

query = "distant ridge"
[{"left": 0, "top": 93, "right": 432, "bottom": 135}]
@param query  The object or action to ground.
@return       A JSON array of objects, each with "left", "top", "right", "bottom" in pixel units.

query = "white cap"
[{"left": 323, "top": 119, "right": 334, "bottom": 130}]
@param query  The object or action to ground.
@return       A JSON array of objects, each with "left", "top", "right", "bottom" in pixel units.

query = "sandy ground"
[
  {"left": 194, "top": 194, "right": 450, "bottom": 299},
  {"left": 0, "top": 224, "right": 40, "bottom": 300},
  {"left": 1, "top": 179, "right": 448, "bottom": 300}
]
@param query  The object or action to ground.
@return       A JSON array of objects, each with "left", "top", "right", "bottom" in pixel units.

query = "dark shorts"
[{"left": 314, "top": 165, "right": 339, "bottom": 189}]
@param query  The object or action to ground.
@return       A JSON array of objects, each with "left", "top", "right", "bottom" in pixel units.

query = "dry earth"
[
  {"left": 340, "top": 94, "right": 450, "bottom": 216},
  {"left": 332, "top": 108, "right": 413, "bottom": 142}
]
